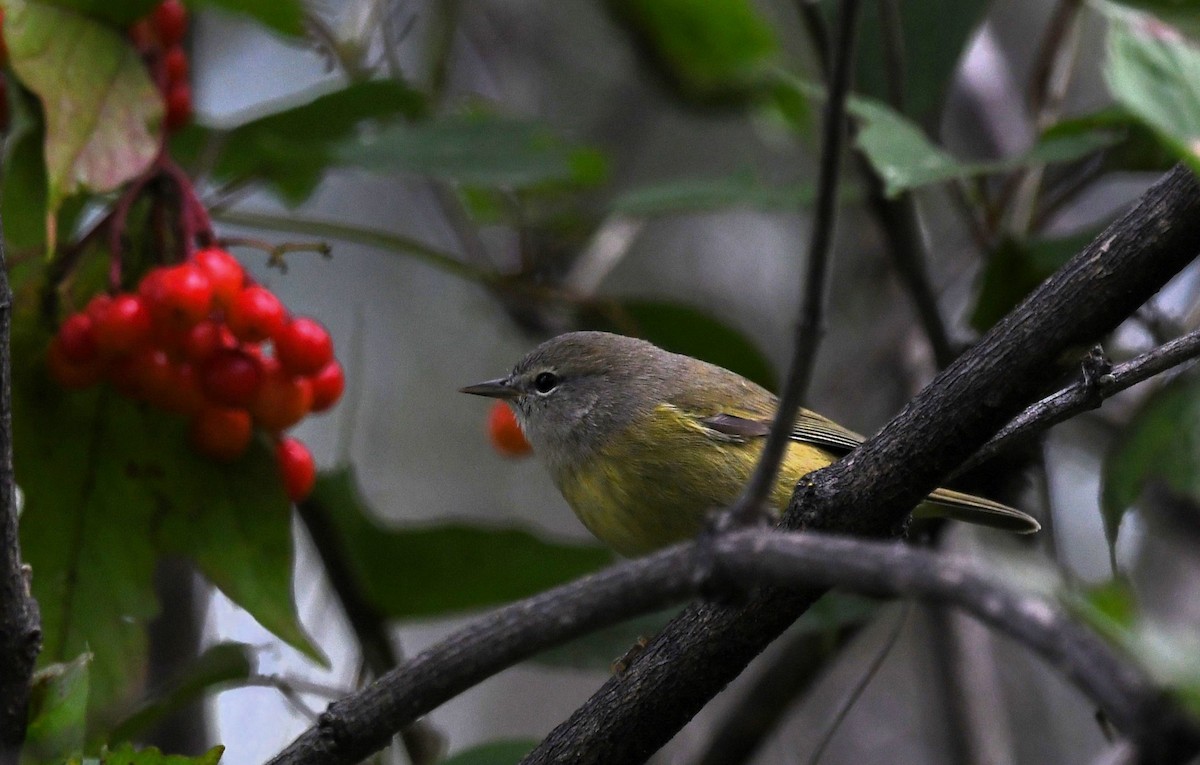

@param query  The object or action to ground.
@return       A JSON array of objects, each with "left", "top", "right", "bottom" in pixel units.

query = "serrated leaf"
[
  {"left": 582, "top": 299, "right": 777, "bottom": 391},
  {"left": 611, "top": 173, "right": 815, "bottom": 217},
  {"left": 2, "top": 0, "right": 162, "bottom": 236},
  {"left": 312, "top": 468, "right": 613, "bottom": 619},
  {"left": 335, "top": 114, "right": 607, "bottom": 190},
  {"left": 1102, "top": 374, "right": 1200, "bottom": 547},
  {"left": 198, "top": 81, "right": 426, "bottom": 205},
  {"left": 605, "top": 0, "right": 777, "bottom": 101},
  {"left": 440, "top": 740, "right": 538, "bottom": 765},
  {"left": 25, "top": 653, "right": 91, "bottom": 763},
  {"left": 14, "top": 327, "right": 317, "bottom": 719},
  {"left": 196, "top": 0, "right": 304, "bottom": 36},
  {"left": 87, "top": 743, "right": 224, "bottom": 765},
  {"left": 108, "top": 643, "right": 254, "bottom": 744},
  {"left": 1104, "top": 9, "right": 1200, "bottom": 174}
]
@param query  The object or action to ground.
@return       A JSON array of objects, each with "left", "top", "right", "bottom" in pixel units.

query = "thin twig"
[
  {"left": 961, "top": 326, "right": 1200, "bottom": 475},
  {"left": 295, "top": 498, "right": 444, "bottom": 765},
  {"left": 806, "top": 605, "right": 907, "bottom": 765},
  {"left": 736, "top": 0, "right": 863, "bottom": 514},
  {"left": 0, "top": 210, "right": 41, "bottom": 764},
  {"left": 693, "top": 617, "right": 863, "bottom": 765},
  {"left": 265, "top": 530, "right": 1198, "bottom": 765}
]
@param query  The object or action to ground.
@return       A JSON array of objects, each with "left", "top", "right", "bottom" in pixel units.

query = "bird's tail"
[{"left": 916, "top": 487, "right": 1041, "bottom": 533}]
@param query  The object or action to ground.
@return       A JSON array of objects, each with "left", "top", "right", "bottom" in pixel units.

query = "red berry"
[
  {"left": 182, "top": 318, "right": 236, "bottom": 363},
  {"left": 487, "top": 401, "right": 531, "bottom": 457},
  {"left": 164, "top": 82, "right": 192, "bottom": 131},
  {"left": 274, "top": 317, "right": 333, "bottom": 376},
  {"left": 57, "top": 313, "right": 98, "bottom": 364},
  {"left": 190, "top": 406, "right": 252, "bottom": 462},
  {"left": 251, "top": 364, "right": 313, "bottom": 432},
  {"left": 157, "top": 362, "right": 206, "bottom": 416},
  {"left": 148, "top": 263, "right": 213, "bottom": 329},
  {"left": 85, "top": 293, "right": 113, "bottom": 322},
  {"left": 227, "top": 286, "right": 285, "bottom": 343},
  {"left": 164, "top": 45, "right": 188, "bottom": 83},
  {"left": 192, "top": 247, "right": 243, "bottom": 308},
  {"left": 309, "top": 360, "right": 344, "bottom": 413},
  {"left": 47, "top": 338, "right": 103, "bottom": 389},
  {"left": 135, "top": 348, "right": 175, "bottom": 406},
  {"left": 276, "top": 437, "right": 316, "bottom": 502},
  {"left": 128, "top": 19, "right": 154, "bottom": 51},
  {"left": 200, "top": 348, "right": 262, "bottom": 407},
  {"left": 153, "top": 0, "right": 187, "bottom": 48},
  {"left": 94, "top": 294, "right": 152, "bottom": 359}
]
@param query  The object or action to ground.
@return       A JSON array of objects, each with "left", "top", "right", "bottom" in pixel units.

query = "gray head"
[{"left": 461, "top": 331, "right": 686, "bottom": 472}]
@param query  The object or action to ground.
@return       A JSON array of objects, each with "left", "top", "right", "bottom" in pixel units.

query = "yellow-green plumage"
[{"left": 463, "top": 331, "right": 1039, "bottom": 557}]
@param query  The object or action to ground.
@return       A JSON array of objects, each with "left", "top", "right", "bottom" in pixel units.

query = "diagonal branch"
[
  {"left": 266, "top": 530, "right": 1198, "bottom": 765},
  {"left": 523, "top": 164, "right": 1200, "bottom": 764}
]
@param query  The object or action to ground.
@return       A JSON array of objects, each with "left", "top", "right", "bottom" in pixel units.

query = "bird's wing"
[{"left": 698, "top": 408, "right": 865, "bottom": 455}]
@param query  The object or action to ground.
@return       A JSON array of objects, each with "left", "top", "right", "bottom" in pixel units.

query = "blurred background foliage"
[{"left": 4, "top": 0, "right": 1200, "bottom": 763}]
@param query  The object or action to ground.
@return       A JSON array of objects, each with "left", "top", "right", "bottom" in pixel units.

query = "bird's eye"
[{"left": 533, "top": 372, "right": 559, "bottom": 394}]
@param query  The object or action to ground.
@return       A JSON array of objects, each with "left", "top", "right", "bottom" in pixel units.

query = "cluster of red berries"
[
  {"left": 47, "top": 247, "right": 345, "bottom": 502},
  {"left": 129, "top": 0, "right": 191, "bottom": 132}
]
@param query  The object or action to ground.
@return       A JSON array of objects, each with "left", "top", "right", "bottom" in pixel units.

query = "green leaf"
[
  {"left": 852, "top": 96, "right": 1119, "bottom": 197},
  {"left": 312, "top": 468, "right": 613, "bottom": 619},
  {"left": 25, "top": 653, "right": 91, "bottom": 764},
  {"left": 1107, "top": 0, "right": 1200, "bottom": 40},
  {"left": 336, "top": 114, "right": 607, "bottom": 190},
  {"left": 90, "top": 743, "right": 224, "bottom": 765},
  {"left": 849, "top": 0, "right": 988, "bottom": 121},
  {"left": 1103, "top": 374, "right": 1200, "bottom": 547},
  {"left": 1042, "top": 108, "right": 1178, "bottom": 172},
  {"left": 611, "top": 173, "right": 816, "bottom": 217},
  {"left": 1065, "top": 580, "right": 1138, "bottom": 644},
  {"left": 14, "top": 326, "right": 317, "bottom": 720},
  {"left": 195, "top": 0, "right": 304, "bottom": 37},
  {"left": 582, "top": 299, "right": 777, "bottom": 391},
  {"left": 3, "top": 117, "right": 51, "bottom": 253},
  {"left": 1104, "top": 8, "right": 1200, "bottom": 175},
  {"left": 605, "top": 0, "right": 777, "bottom": 101},
  {"left": 34, "top": 0, "right": 157, "bottom": 25},
  {"left": 969, "top": 232, "right": 1095, "bottom": 331},
  {"left": 107, "top": 643, "right": 255, "bottom": 744},
  {"left": 440, "top": 740, "right": 539, "bottom": 765},
  {"left": 2, "top": 0, "right": 162, "bottom": 239},
  {"left": 197, "top": 81, "right": 425, "bottom": 205}
]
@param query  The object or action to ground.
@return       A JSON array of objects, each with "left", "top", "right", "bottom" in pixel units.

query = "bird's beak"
[{"left": 460, "top": 377, "right": 520, "bottom": 400}]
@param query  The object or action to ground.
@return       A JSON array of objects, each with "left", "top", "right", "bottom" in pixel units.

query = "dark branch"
[
  {"left": 267, "top": 530, "right": 1196, "bottom": 765},
  {"left": 524, "top": 165, "right": 1200, "bottom": 764},
  {"left": 0, "top": 212, "right": 41, "bottom": 763},
  {"left": 962, "top": 325, "right": 1200, "bottom": 474},
  {"left": 295, "top": 499, "right": 443, "bottom": 765},
  {"left": 738, "top": 0, "right": 862, "bottom": 512}
]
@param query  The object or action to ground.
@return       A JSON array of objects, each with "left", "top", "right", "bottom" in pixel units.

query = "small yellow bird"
[{"left": 463, "top": 331, "right": 1038, "bottom": 556}]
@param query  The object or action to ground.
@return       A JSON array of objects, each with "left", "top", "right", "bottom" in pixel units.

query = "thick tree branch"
[
  {"left": 524, "top": 165, "right": 1200, "bottom": 764},
  {"left": 0, "top": 214, "right": 41, "bottom": 764},
  {"left": 268, "top": 531, "right": 1196, "bottom": 765}
]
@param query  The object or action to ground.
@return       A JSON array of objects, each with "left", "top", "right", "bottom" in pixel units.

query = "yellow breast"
[{"left": 553, "top": 405, "right": 835, "bottom": 556}]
